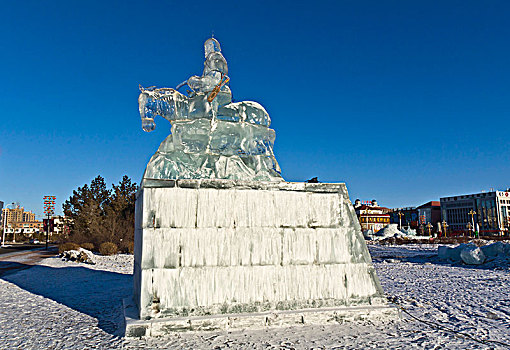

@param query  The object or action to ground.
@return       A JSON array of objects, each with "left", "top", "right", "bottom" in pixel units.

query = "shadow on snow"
[{"left": 0, "top": 260, "right": 132, "bottom": 336}]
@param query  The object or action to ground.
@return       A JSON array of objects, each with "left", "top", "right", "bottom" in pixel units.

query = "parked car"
[{"left": 29, "top": 239, "right": 40, "bottom": 244}]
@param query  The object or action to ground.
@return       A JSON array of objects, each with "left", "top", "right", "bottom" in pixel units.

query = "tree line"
[{"left": 62, "top": 175, "right": 137, "bottom": 253}]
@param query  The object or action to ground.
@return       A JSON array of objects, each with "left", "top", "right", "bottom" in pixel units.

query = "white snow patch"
[
  {"left": 60, "top": 248, "right": 95, "bottom": 264},
  {"left": 365, "top": 224, "right": 429, "bottom": 241}
]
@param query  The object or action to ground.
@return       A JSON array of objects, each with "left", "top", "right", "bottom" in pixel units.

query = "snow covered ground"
[{"left": 1, "top": 244, "right": 509, "bottom": 349}]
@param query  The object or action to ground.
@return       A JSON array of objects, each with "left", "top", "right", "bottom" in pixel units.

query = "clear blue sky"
[{"left": 1, "top": 0, "right": 509, "bottom": 217}]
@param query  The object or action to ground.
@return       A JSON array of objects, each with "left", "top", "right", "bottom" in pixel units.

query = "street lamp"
[
  {"left": 2, "top": 202, "right": 16, "bottom": 247},
  {"left": 441, "top": 220, "right": 448, "bottom": 238},
  {"left": 397, "top": 211, "right": 404, "bottom": 230},
  {"left": 426, "top": 222, "right": 433, "bottom": 236},
  {"left": 1, "top": 209, "right": 5, "bottom": 247},
  {"left": 468, "top": 210, "right": 477, "bottom": 237}
]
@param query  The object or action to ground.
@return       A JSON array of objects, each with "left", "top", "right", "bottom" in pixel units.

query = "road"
[
  {"left": 0, "top": 243, "right": 48, "bottom": 256},
  {"left": 0, "top": 244, "right": 58, "bottom": 277}
]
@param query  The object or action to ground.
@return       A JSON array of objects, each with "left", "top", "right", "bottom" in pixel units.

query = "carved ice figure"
[{"left": 138, "top": 38, "right": 282, "bottom": 183}]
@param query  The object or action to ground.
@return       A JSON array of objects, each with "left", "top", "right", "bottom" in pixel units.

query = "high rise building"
[
  {"left": 2, "top": 206, "right": 37, "bottom": 224},
  {"left": 2, "top": 206, "right": 24, "bottom": 225},
  {"left": 23, "top": 211, "right": 36, "bottom": 222}
]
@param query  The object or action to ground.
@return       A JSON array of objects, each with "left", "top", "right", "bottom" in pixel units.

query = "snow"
[
  {"left": 0, "top": 254, "right": 132, "bottom": 349},
  {"left": 374, "top": 223, "right": 402, "bottom": 238},
  {"left": 1, "top": 244, "right": 510, "bottom": 349},
  {"left": 365, "top": 223, "right": 430, "bottom": 241},
  {"left": 60, "top": 248, "right": 95, "bottom": 264}
]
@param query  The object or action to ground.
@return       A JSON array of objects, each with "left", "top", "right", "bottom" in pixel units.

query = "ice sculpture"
[
  {"left": 138, "top": 38, "right": 283, "bottom": 183},
  {"left": 129, "top": 39, "right": 397, "bottom": 336}
]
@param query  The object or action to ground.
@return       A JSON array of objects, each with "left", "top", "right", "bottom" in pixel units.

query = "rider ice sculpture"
[
  {"left": 138, "top": 38, "right": 283, "bottom": 183},
  {"left": 129, "top": 39, "right": 397, "bottom": 334}
]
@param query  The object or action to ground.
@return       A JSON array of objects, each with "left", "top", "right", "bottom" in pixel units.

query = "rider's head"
[{"left": 204, "top": 38, "right": 221, "bottom": 58}]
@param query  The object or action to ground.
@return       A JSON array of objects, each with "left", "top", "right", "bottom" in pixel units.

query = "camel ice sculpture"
[{"left": 138, "top": 38, "right": 283, "bottom": 183}]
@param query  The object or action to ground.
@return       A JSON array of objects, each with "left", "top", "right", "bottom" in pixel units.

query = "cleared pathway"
[{"left": 0, "top": 246, "right": 57, "bottom": 277}]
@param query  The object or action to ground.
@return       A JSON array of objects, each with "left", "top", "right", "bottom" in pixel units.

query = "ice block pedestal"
[{"left": 125, "top": 179, "right": 398, "bottom": 336}]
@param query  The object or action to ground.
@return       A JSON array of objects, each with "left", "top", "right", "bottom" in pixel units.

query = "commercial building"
[
  {"left": 49, "top": 215, "right": 68, "bottom": 237},
  {"left": 2, "top": 205, "right": 37, "bottom": 225},
  {"left": 354, "top": 199, "right": 391, "bottom": 233},
  {"left": 389, "top": 202, "right": 441, "bottom": 235},
  {"left": 2, "top": 205, "right": 43, "bottom": 240},
  {"left": 23, "top": 211, "right": 36, "bottom": 222},
  {"left": 389, "top": 207, "right": 419, "bottom": 229},
  {"left": 7, "top": 216, "right": 68, "bottom": 240},
  {"left": 417, "top": 201, "right": 441, "bottom": 225},
  {"left": 440, "top": 189, "right": 510, "bottom": 235},
  {"left": 417, "top": 201, "right": 442, "bottom": 234},
  {"left": 6, "top": 221, "right": 44, "bottom": 236},
  {"left": 2, "top": 206, "right": 24, "bottom": 224}
]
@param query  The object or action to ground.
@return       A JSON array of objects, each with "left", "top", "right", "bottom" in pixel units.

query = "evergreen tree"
[
  {"left": 104, "top": 175, "right": 137, "bottom": 245},
  {"left": 63, "top": 175, "right": 137, "bottom": 250}
]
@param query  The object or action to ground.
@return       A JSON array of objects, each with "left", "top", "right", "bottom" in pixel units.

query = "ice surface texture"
[
  {"left": 438, "top": 242, "right": 510, "bottom": 265},
  {"left": 133, "top": 181, "right": 388, "bottom": 321},
  {"left": 138, "top": 38, "right": 282, "bottom": 183}
]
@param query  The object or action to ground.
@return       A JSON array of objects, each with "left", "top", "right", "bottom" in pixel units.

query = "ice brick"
[
  {"left": 282, "top": 228, "right": 316, "bottom": 265},
  {"left": 171, "top": 119, "right": 211, "bottom": 153},
  {"left": 308, "top": 193, "right": 341, "bottom": 227},
  {"left": 152, "top": 264, "right": 379, "bottom": 310},
  {"left": 196, "top": 189, "right": 236, "bottom": 228},
  {"left": 143, "top": 187, "right": 198, "bottom": 228},
  {"left": 187, "top": 94, "right": 213, "bottom": 120},
  {"left": 209, "top": 121, "right": 275, "bottom": 156}
]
